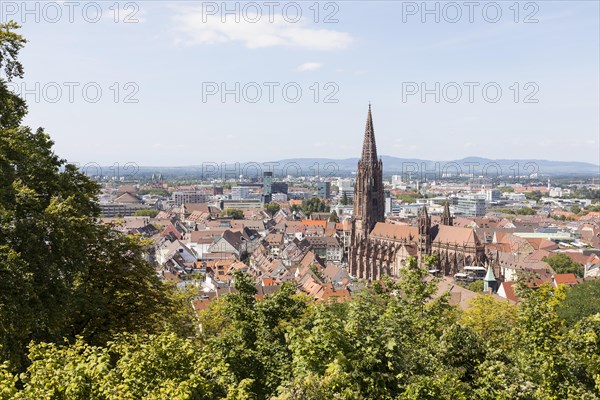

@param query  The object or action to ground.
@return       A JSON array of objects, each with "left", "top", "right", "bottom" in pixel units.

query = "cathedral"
[{"left": 348, "top": 105, "right": 491, "bottom": 280}]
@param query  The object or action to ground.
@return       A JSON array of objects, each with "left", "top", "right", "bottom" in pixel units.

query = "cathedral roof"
[
  {"left": 368, "top": 222, "right": 482, "bottom": 249},
  {"left": 370, "top": 222, "right": 418, "bottom": 241},
  {"left": 433, "top": 225, "right": 482, "bottom": 247}
]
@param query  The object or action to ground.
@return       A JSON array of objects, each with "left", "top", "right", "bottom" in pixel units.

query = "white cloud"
[
  {"left": 296, "top": 62, "right": 322, "bottom": 72},
  {"left": 172, "top": 7, "right": 352, "bottom": 50}
]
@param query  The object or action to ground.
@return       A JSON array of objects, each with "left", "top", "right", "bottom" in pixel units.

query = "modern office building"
[
  {"left": 263, "top": 171, "right": 273, "bottom": 195},
  {"left": 455, "top": 196, "right": 487, "bottom": 217},
  {"left": 317, "top": 182, "right": 331, "bottom": 199},
  {"left": 220, "top": 199, "right": 263, "bottom": 210},
  {"left": 483, "top": 189, "right": 502, "bottom": 202},
  {"left": 337, "top": 178, "right": 355, "bottom": 200},
  {"left": 172, "top": 191, "right": 208, "bottom": 206},
  {"left": 231, "top": 186, "right": 250, "bottom": 200},
  {"left": 99, "top": 203, "right": 147, "bottom": 217},
  {"left": 272, "top": 193, "right": 288, "bottom": 202},
  {"left": 271, "top": 182, "right": 289, "bottom": 194}
]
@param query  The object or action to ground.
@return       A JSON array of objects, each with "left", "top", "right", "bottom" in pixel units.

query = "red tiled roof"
[
  {"left": 553, "top": 273, "right": 578, "bottom": 287},
  {"left": 301, "top": 220, "right": 327, "bottom": 228}
]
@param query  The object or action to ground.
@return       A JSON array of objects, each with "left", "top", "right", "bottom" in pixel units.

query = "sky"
[{"left": 3, "top": 0, "right": 599, "bottom": 166}]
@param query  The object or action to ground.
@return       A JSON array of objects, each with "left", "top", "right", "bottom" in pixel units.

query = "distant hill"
[
  {"left": 269, "top": 156, "right": 599, "bottom": 177},
  {"left": 87, "top": 156, "right": 599, "bottom": 179}
]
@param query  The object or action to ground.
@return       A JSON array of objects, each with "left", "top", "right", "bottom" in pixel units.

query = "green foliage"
[
  {"left": 557, "top": 280, "right": 600, "bottom": 326},
  {"left": 571, "top": 205, "right": 582, "bottom": 214},
  {"left": 467, "top": 280, "right": 484, "bottom": 292},
  {"left": 5, "top": 267, "right": 600, "bottom": 398},
  {"left": 264, "top": 202, "right": 280, "bottom": 217},
  {"left": 461, "top": 295, "right": 517, "bottom": 349},
  {"left": 515, "top": 207, "right": 536, "bottom": 215},
  {"left": 339, "top": 192, "right": 352, "bottom": 206},
  {"left": 133, "top": 208, "right": 159, "bottom": 217},
  {"left": 396, "top": 192, "right": 419, "bottom": 203},
  {"left": 224, "top": 208, "right": 244, "bottom": 219},
  {"left": 137, "top": 188, "right": 169, "bottom": 197},
  {"left": 328, "top": 210, "right": 339, "bottom": 223},
  {"left": 566, "top": 187, "right": 600, "bottom": 200},
  {"left": 0, "top": 22, "right": 27, "bottom": 130},
  {"left": 495, "top": 208, "right": 516, "bottom": 215},
  {"left": 301, "top": 197, "right": 330, "bottom": 216},
  {"left": 0, "top": 23, "right": 173, "bottom": 371},
  {"left": 543, "top": 253, "right": 584, "bottom": 277},
  {"left": 524, "top": 191, "right": 543, "bottom": 202},
  {"left": 498, "top": 186, "right": 514, "bottom": 193},
  {"left": 3, "top": 333, "right": 216, "bottom": 399},
  {"left": 290, "top": 204, "right": 301, "bottom": 215},
  {"left": 567, "top": 314, "right": 600, "bottom": 392}
]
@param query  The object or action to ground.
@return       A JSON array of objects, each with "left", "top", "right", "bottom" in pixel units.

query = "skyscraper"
[{"left": 263, "top": 171, "right": 273, "bottom": 195}]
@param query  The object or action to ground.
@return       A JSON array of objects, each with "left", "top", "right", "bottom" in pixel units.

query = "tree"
[
  {"left": 0, "top": 23, "right": 171, "bottom": 371},
  {"left": 133, "top": 209, "right": 159, "bottom": 217},
  {"left": 397, "top": 193, "right": 419, "bottom": 204},
  {"left": 495, "top": 208, "right": 516, "bottom": 215},
  {"left": 137, "top": 188, "right": 169, "bottom": 197},
  {"left": 515, "top": 207, "right": 536, "bottom": 215},
  {"left": 224, "top": 208, "right": 244, "bottom": 219},
  {"left": 571, "top": 205, "right": 581, "bottom": 214},
  {"left": 339, "top": 192, "right": 353, "bottom": 206},
  {"left": 557, "top": 280, "right": 600, "bottom": 326},
  {"left": 543, "top": 253, "right": 583, "bottom": 277},
  {"left": 461, "top": 295, "right": 517, "bottom": 349},
  {"left": 524, "top": 191, "right": 543, "bottom": 202},
  {"left": 340, "top": 192, "right": 348, "bottom": 206},
  {"left": 1, "top": 333, "right": 217, "bottom": 399},
  {"left": 0, "top": 22, "right": 27, "bottom": 130},
  {"left": 4, "top": 267, "right": 600, "bottom": 398},
  {"left": 467, "top": 280, "right": 484, "bottom": 292},
  {"left": 265, "top": 202, "right": 280, "bottom": 217},
  {"left": 302, "top": 197, "right": 330, "bottom": 216},
  {"left": 328, "top": 210, "right": 339, "bottom": 223}
]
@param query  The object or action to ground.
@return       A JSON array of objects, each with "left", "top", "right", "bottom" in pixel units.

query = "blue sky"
[{"left": 4, "top": 0, "right": 599, "bottom": 165}]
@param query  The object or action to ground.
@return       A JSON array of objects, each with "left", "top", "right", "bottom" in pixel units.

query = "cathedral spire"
[
  {"left": 419, "top": 203, "right": 429, "bottom": 219},
  {"left": 361, "top": 104, "right": 378, "bottom": 163},
  {"left": 352, "top": 104, "right": 384, "bottom": 240},
  {"left": 442, "top": 199, "right": 453, "bottom": 226}
]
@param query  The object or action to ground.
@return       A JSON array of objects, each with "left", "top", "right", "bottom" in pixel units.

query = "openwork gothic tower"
[
  {"left": 352, "top": 104, "right": 385, "bottom": 240},
  {"left": 348, "top": 105, "right": 492, "bottom": 280}
]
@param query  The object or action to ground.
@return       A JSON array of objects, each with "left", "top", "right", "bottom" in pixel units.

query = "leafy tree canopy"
[
  {"left": 264, "top": 202, "right": 280, "bottom": 217},
  {"left": 3, "top": 262, "right": 600, "bottom": 399},
  {"left": 302, "top": 197, "right": 329, "bottom": 216},
  {"left": 557, "top": 279, "right": 600, "bottom": 326},
  {"left": 133, "top": 209, "right": 159, "bottom": 217},
  {"left": 328, "top": 210, "right": 339, "bottom": 223},
  {"left": 0, "top": 22, "right": 172, "bottom": 371},
  {"left": 224, "top": 208, "right": 244, "bottom": 219},
  {"left": 543, "top": 253, "right": 584, "bottom": 277}
]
